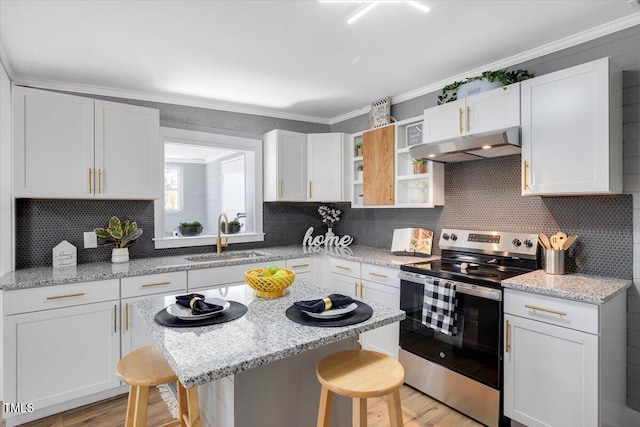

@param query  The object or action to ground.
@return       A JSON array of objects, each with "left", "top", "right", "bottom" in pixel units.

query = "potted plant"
[
  {"left": 94, "top": 216, "right": 143, "bottom": 263},
  {"left": 355, "top": 142, "right": 363, "bottom": 157},
  {"left": 412, "top": 158, "right": 427, "bottom": 174},
  {"left": 356, "top": 164, "right": 363, "bottom": 181},
  {"left": 437, "top": 68, "right": 532, "bottom": 105},
  {"left": 178, "top": 221, "right": 203, "bottom": 236},
  {"left": 220, "top": 219, "right": 242, "bottom": 234}
]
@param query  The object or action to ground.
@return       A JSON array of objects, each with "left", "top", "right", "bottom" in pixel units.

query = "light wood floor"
[{"left": 13, "top": 384, "right": 482, "bottom": 427}]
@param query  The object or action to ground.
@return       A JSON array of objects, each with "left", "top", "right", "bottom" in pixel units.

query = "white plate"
[
  {"left": 303, "top": 302, "right": 358, "bottom": 319},
  {"left": 166, "top": 297, "right": 231, "bottom": 321}
]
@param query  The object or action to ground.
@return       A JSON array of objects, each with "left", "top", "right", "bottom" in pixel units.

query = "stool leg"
[
  {"left": 176, "top": 381, "right": 188, "bottom": 426},
  {"left": 125, "top": 385, "right": 137, "bottom": 427},
  {"left": 317, "top": 385, "right": 333, "bottom": 427},
  {"left": 387, "top": 389, "right": 403, "bottom": 427},
  {"left": 185, "top": 386, "right": 201, "bottom": 427},
  {"left": 353, "top": 398, "right": 367, "bottom": 427},
  {"left": 133, "top": 385, "right": 149, "bottom": 426}
]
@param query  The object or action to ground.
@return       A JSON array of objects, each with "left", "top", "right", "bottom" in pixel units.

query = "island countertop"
[{"left": 134, "top": 279, "right": 405, "bottom": 388}]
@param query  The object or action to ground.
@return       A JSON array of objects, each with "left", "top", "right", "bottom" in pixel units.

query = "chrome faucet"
[{"left": 217, "top": 212, "right": 229, "bottom": 254}]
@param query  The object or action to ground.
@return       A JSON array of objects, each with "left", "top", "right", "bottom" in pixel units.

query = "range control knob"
[
  {"left": 524, "top": 239, "right": 534, "bottom": 248},
  {"left": 450, "top": 234, "right": 458, "bottom": 241},
  {"left": 512, "top": 238, "right": 522, "bottom": 247},
  {"left": 442, "top": 233, "right": 450, "bottom": 241}
]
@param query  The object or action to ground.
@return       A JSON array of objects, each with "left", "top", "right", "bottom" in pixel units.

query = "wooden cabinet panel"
[{"left": 363, "top": 125, "right": 394, "bottom": 205}]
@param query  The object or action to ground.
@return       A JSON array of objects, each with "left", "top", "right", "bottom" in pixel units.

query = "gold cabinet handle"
[
  {"left": 114, "top": 304, "right": 117, "bottom": 333},
  {"left": 309, "top": 181, "right": 312, "bottom": 199},
  {"left": 291, "top": 263, "right": 310, "bottom": 268},
  {"left": 354, "top": 281, "right": 358, "bottom": 297},
  {"left": 141, "top": 281, "right": 171, "bottom": 288},
  {"left": 46, "top": 292, "right": 85, "bottom": 300},
  {"left": 88, "top": 169, "right": 93, "bottom": 194},
  {"left": 98, "top": 169, "right": 102, "bottom": 194},
  {"left": 522, "top": 161, "right": 528, "bottom": 192},
  {"left": 525, "top": 304, "right": 567, "bottom": 317},
  {"left": 279, "top": 179, "right": 283, "bottom": 199},
  {"left": 368, "top": 272, "right": 387, "bottom": 278},
  {"left": 466, "top": 106, "right": 471, "bottom": 132},
  {"left": 459, "top": 108, "right": 463, "bottom": 134},
  {"left": 125, "top": 302, "right": 129, "bottom": 331},
  {"left": 335, "top": 265, "right": 350, "bottom": 271},
  {"left": 506, "top": 319, "right": 511, "bottom": 353},
  {"left": 360, "top": 282, "right": 364, "bottom": 298}
]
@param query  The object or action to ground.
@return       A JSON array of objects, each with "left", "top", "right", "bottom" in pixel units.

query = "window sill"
[{"left": 153, "top": 233, "right": 265, "bottom": 249}]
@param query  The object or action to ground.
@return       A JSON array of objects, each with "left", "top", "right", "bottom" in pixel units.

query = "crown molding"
[
  {"left": 327, "top": 13, "right": 640, "bottom": 125},
  {"left": 11, "top": 76, "right": 332, "bottom": 125}
]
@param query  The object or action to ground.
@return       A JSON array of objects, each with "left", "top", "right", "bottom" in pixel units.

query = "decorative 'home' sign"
[
  {"left": 53, "top": 240, "right": 77, "bottom": 268},
  {"left": 302, "top": 227, "right": 353, "bottom": 247}
]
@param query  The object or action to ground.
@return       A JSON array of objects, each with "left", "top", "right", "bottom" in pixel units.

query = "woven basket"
[{"left": 244, "top": 268, "right": 295, "bottom": 298}]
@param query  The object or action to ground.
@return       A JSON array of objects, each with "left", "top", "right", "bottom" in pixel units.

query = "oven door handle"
[{"left": 399, "top": 271, "right": 502, "bottom": 301}]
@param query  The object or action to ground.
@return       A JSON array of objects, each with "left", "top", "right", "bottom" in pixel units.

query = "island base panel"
[{"left": 198, "top": 337, "right": 358, "bottom": 427}]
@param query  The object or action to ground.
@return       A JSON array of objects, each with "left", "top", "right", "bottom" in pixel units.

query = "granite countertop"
[
  {"left": 0, "top": 245, "right": 438, "bottom": 291},
  {"left": 502, "top": 270, "right": 632, "bottom": 304},
  {"left": 135, "top": 279, "right": 405, "bottom": 388}
]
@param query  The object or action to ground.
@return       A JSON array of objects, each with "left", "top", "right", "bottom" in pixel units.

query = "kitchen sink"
[{"left": 185, "top": 251, "right": 269, "bottom": 263}]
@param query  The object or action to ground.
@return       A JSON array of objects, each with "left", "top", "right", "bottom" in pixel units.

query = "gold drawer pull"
[
  {"left": 505, "top": 319, "right": 511, "bottom": 353},
  {"left": 46, "top": 292, "right": 85, "bottom": 300},
  {"left": 141, "top": 281, "right": 171, "bottom": 288},
  {"left": 98, "top": 169, "right": 102, "bottom": 194},
  {"left": 88, "top": 169, "right": 92, "bottom": 194},
  {"left": 335, "top": 265, "right": 350, "bottom": 271},
  {"left": 291, "top": 263, "right": 310, "bottom": 268},
  {"left": 368, "top": 272, "right": 388, "bottom": 278},
  {"left": 525, "top": 304, "right": 567, "bottom": 317},
  {"left": 458, "top": 108, "right": 463, "bottom": 134},
  {"left": 125, "top": 302, "right": 129, "bottom": 331}
]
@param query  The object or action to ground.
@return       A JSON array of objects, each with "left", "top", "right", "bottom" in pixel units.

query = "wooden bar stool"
[
  {"left": 116, "top": 345, "right": 201, "bottom": 427},
  {"left": 316, "top": 350, "right": 405, "bottom": 427}
]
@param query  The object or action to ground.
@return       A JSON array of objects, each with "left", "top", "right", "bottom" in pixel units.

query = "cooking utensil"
[
  {"left": 562, "top": 235, "right": 577, "bottom": 250},
  {"left": 538, "top": 233, "right": 551, "bottom": 250},
  {"left": 549, "top": 235, "right": 561, "bottom": 250},
  {"left": 555, "top": 232, "right": 567, "bottom": 249}
]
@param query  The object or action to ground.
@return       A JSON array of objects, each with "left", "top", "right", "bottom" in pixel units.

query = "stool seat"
[
  {"left": 116, "top": 345, "right": 201, "bottom": 427},
  {"left": 116, "top": 345, "right": 177, "bottom": 387},
  {"left": 316, "top": 350, "right": 405, "bottom": 427}
]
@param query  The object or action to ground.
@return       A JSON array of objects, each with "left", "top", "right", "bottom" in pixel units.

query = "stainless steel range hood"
[{"left": 408, "top": 126, "right": 521, "bottom": 163}]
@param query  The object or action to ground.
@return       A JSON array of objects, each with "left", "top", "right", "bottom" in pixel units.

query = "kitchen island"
[{"left": 134, "top": 279, "right": 405, "bottom": 427}]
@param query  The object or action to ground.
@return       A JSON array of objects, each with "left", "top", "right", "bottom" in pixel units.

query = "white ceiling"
[{"left": 1, "top": 1, "right": 639, "bottom": 124}]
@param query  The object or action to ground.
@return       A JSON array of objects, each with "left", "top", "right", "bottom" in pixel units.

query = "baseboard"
[{"left": 3, "top": 386, "right": 128, "bottom": 426}]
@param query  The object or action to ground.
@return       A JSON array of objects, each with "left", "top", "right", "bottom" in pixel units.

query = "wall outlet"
[{"left": 83, "top": 231, "right": 97, "bottom": 249}]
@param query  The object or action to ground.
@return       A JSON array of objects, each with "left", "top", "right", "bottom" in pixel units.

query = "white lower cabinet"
[
  {"left": 3, "top": 280, "right": 120, "bottom": 413},
  {"left": 285, "top": 257, "right": 314, "bottom": 281},
  {"left": 121, "top": 271, "right": 187, "bottom": 355},
  {"left": 327, "top": 257, "right": 400, "bottom": 358},
  {"left": 503, "top": 289, "right": 626, "bottom": 427}
]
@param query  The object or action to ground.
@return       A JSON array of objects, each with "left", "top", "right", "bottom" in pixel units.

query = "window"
[
  {"left": 164, "top": 165, "right": 182, "bottom": 212},
  {"left": 154, "top": 127, "right": 264, "bottom": 249}
]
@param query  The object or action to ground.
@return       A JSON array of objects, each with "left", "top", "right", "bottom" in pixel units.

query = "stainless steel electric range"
[{"left": 399, "top": 229, "right": 539, "bottom": 427}]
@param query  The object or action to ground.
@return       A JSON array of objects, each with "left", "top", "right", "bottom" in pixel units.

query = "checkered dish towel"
[{"left": 422, "top": 278, "right": 457, "bottom": 335}]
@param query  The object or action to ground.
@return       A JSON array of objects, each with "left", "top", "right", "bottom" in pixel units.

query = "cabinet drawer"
[
  {"left": 286, "top": 257, "right": 313, "bottom": 273},
  {"left": 4, "top": 279, "right": 120, "bottom": 315},
  {"left": 329, "top": 257, "right": 360, "bottom": 278},
  {"left": 361, "top": 263, "right": 399, "bottom": 287},
  {"left": 121, "top": 271, "right": 187, "bottom": 299},
  {"left": 188, "top": 262, "right": 276, "bottom": 290},
  {"left": 504, "top": 289, "right": 599, "bottom": 334}
]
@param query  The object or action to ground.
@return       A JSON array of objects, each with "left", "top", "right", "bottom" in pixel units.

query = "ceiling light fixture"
[
  {"left": 321, "top": 0, "right": 430, "bottom": 24},
  {"left": 482, "top": 145, "right": 492, "bottom": 150}
]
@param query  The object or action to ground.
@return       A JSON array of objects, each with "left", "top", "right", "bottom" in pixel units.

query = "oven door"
[{"left": 398, "top": 271, "right": 503, "bottom": 390}]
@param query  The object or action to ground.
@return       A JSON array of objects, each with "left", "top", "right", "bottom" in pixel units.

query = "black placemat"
[
  {"left": 155, "top": 301, "right": 248, "bottom": 328},
  {"left": 286, "top": 301, "right": 373, "bottom": 327}
]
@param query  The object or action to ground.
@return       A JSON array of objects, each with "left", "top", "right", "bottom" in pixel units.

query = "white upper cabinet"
[
  {"left": 95, "top": 100, "right": 160, "bottom": 199},
  {"left": 263, "top": 129, "right": 307, "bottom": 201},
  {"left": 14, "top": 87, "right": 95, "bottom": 198},
  {"left": 13, "top": 87, "right": 160, "bottom": 199},
  {"left": 521, "top": 57, "right": 622, "bottom": 196},
  {"left": 423, "top": 83, "right": 520, "bottom": 143},
  {"left": 307, "top": 133, "right": 345, "bottom": 201}
]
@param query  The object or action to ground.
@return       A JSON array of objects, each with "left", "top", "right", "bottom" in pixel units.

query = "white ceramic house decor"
[{"left": 53, "top": 240, "right": 77, "bottom": 268}]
